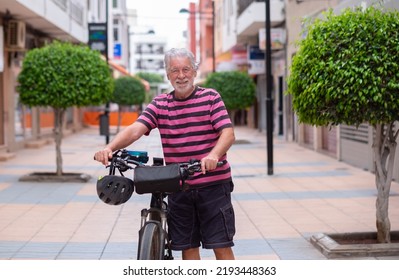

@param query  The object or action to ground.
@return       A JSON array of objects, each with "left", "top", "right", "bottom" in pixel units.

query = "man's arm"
[
  {"left": 94, "top": 121, "right": 149, "bottom": 165},
  {"left": 201, "top": 127, "right": 235, "bottom": 174}
]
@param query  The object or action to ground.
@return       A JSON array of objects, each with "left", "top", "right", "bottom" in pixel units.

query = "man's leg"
[
  {"left": 168, "top": 191, "right": 202, "bottom": 258},
  {"left": 198, "top": 183, "right": 236, "bottom": 260},
  {"left": 182, "top": 247, "right": 201, "bottom": 260},
  {"left": 214, "top": 247, "right": 235, "bottom": 260}
]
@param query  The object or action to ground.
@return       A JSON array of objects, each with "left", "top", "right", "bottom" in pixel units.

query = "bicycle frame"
[
  {"left": 105, "top": 150, "right": 176, "bottom": 260},
  {"left": 100, "top": 149, "right": 223, "bottom": 260},
  {"left": 137, "top": 193, "right": 173, "bottom": 260}
]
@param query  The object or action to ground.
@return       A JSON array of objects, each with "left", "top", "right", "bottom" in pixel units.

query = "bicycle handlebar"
[
  {"left": 106, "top": 149, "right": 224, "bottom": 180},
  {"left": 97, "top": 149, "right": 225, "bottom": 202}
]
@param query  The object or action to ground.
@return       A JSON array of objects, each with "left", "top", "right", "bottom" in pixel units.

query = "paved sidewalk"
[{"left": 0, "top": 126, "right": 398, "bottom": 260}]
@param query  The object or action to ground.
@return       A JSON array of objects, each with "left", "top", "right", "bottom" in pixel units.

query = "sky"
[{"left": 126, "top": 0, "right": 197, "bottom": 49}]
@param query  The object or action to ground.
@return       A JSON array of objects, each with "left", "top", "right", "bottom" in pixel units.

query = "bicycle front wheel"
[{"left": 137, "top": 221, "right": 164, "bottom": 260}]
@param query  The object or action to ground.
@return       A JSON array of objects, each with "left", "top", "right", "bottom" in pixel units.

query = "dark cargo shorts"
[{"left": 167, "top": 181, "right": 235, "bottom": 251}]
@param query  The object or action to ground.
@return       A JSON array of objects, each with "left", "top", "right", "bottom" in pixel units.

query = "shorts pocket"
[{"left": 220, "top": 203, "right": 236, "bottom": 240}]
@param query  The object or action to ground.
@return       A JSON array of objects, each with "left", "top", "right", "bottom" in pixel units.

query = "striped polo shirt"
[{"left": 136, "top": 86, "right": 233, "bottom": 188}]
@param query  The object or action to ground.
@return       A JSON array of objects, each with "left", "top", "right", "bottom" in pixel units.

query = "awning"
[{"left": 216, "top": 50, "right": 232, "bottom": 63}]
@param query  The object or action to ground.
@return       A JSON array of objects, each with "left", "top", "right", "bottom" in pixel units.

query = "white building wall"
[
  {"left": 109, "top": 0, "right": 129, "bottom": 68},
  {"left": 0, "top": 0, "right": 89, "bottom": 154},
  {"left": 130, "top": 34, "right": 167, "bottom": 79},
  {"left": 221, "top": 0, "right": 238, "bottom": 52},
  {"left": 3, "top": 0, "right": 88, "bottom": 43},
  {"left": 87, "top": 0, "right": 107, "bottom": 22}
]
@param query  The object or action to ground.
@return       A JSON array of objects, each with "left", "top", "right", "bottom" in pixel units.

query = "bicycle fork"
[{"left": 140, "top": 207, "right": 173, "bottom": 260}]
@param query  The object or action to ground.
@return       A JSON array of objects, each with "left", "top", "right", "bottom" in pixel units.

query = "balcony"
[
  {"left": 0, "top": 0, "right": 87, "bottom": 43},
  {"left": 236, "top": 0, "right": 285, "bottom": 41}
]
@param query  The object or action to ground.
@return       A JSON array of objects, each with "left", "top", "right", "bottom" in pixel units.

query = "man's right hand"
[{"left": 94, "top": 147, "right": 113, "bottom": 165}]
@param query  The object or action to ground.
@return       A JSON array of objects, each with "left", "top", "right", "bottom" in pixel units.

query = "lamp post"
[
  {"left": 211, "top": 0, "right": 215, "bottom": 72},
  {"left": 265, "top": 0, "right": 273, "bottom": 175},
  {"left": 179, "top": 0, "right": 215, "bottom": 72},
  {"left": 104, "top": 0, "right": 110, "bottom": 144}
]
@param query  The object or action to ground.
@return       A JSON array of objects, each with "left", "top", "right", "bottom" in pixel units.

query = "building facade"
[
  {"left": 129, "top": 32, "right": 167, "bottom": 80},
  {"left": 285, "top": 0, "right": 399, "bottom": 183},
  {"left": 0, "top": 0, "right": 88, "bottom": 159},
  {"left": 0, "top": 0, "right": 134, "bottom": 159},
  {"left": 182, "top": 0, "right": 399, "bottom": 181},
  {"left": 126, "top": 8, "right": 169, "bottom": 95}
]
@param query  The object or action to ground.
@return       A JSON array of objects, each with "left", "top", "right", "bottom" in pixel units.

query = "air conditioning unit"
[{"left": 7, "top": 20, "right": 26, "bottom": 50}]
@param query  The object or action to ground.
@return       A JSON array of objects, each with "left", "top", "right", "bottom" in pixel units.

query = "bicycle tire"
[{"left": 137, "top": 221, "right": 164, "bottom": 260}]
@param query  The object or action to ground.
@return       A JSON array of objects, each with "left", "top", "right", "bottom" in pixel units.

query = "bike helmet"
[{"left": 96, "top": 175, "right": 134, "bottom": 205}]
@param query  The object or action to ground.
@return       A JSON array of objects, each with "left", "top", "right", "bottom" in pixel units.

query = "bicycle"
[{"left": 96, "top": 149, "right": 220, "bottom": 260}]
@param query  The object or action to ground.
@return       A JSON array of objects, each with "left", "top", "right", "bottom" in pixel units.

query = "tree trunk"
[
  {"left": 372, "top": 123, "right": 398, "bottom": 243},
  {"left": 53, "top": 108, "right": 65, "bottom": 176},
  {"left": 117, "top": 107, "right": 122, "bottom": 133},
  {"left": 229, "top": 110, "right": 237, "bottom": 126}
]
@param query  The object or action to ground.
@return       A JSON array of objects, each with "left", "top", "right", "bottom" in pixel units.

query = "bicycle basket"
[{"left": 134, "top": 164, "right": 181, "bottom": 194}]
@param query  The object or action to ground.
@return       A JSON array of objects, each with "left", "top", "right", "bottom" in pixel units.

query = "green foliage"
[
  {"left": 287, "top": 6, "right": 399, "bottom": 126},
  {"left": 112, "top": 76, "right": 146, "bottom": 106},
  {"left": 135, "top": 72, "right": 163, "bottom": 104},
  {"left": 17, "top": 41, "right": 114, "bottom": 109},
  {"left": 136, "top": 72, "right": 164, "bottom": 83},
  {"left": 203, "top": 71, "right": 256, "bottom": 110}
]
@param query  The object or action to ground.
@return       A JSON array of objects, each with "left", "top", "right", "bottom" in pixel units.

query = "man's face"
[{"left": 167, "top": 57, "right": 197, "bottom": 96}]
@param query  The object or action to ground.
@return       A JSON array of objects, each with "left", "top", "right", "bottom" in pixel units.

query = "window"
[
  {"left": 113, "top": 19, "right": 120, "bottom": 41},
  {"left": 51, "top": 0, "right": 67, "bottom": 11},
  {"left": 71, "top": 2, "right": 84, "bottom": 25}
]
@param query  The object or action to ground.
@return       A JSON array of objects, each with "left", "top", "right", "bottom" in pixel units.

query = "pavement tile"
[{"left": 0, "top": 126, "right": 399, "bottom": 260}]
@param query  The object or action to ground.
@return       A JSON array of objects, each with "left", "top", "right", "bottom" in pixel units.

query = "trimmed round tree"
[
  {"left": 17, "top": 41, "right": 114, "bottom": 177},
  {"left": 135, "top": 72, "right": 163, "bottom": 84},
  {"left": 287, "top": 6, "right": 399, "bottom": 243},
  {"left": 136, "top": 71, "right": 164, "bottom": 103},
  {"left": 112, "top": 75, "right": 146, "bottom": 132},
  {"left": 203, "top": 71, "right": 256, "bottom": 124}
]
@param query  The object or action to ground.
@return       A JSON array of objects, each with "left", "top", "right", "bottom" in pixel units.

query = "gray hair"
[{"left": 164, "top": 48, "right": 199, "bottom": 72}]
